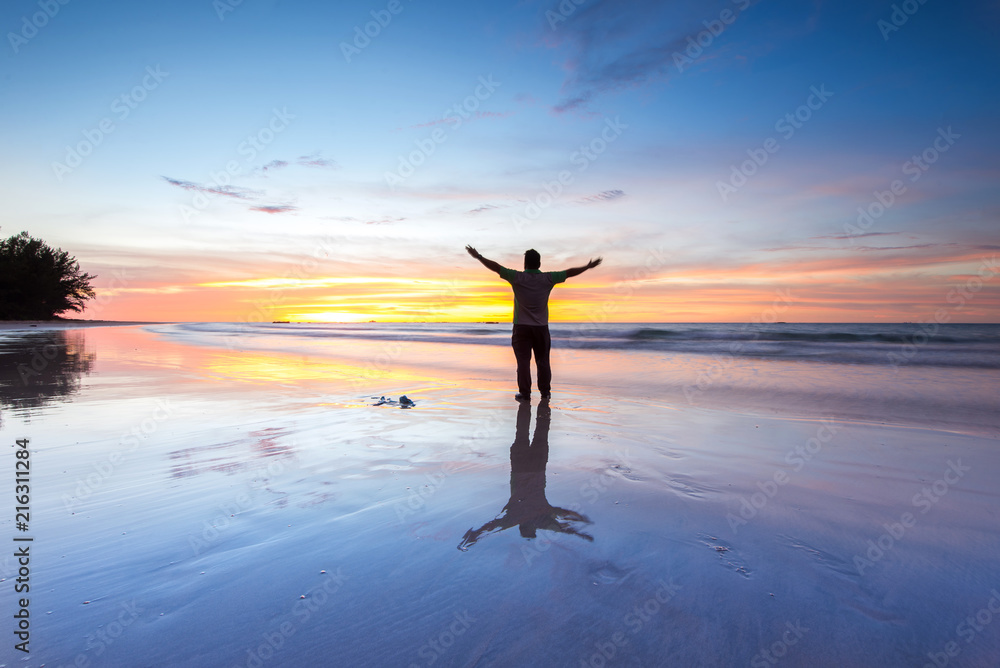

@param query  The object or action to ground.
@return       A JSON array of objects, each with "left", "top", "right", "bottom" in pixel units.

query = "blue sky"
[{"left": 1, "top": 0, "right": 998, "bottom": 321}]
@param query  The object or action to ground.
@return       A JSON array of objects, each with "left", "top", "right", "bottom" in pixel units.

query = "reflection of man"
[
  {"left": 466, "top": 246, "right": 602, "bottom": 401},
  {"left": 458, "top": 399, "right": 593, "bottom": 550}
]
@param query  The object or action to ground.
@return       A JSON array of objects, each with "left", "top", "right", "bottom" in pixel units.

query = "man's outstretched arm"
[
  {"left": 564, "top": 256, "right": 603, "bottom": 278},
  {"left": 466, "top": 245, "right": 504, "bottom": 274}
]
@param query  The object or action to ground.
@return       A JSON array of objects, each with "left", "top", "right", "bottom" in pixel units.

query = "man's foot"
[{"left": 514, "top": 393, "right": 531, "bottom": 402}]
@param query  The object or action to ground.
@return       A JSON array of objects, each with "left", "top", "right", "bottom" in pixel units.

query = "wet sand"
[{"left": 1, "top": 324, "right": 999, "bottom": 667}]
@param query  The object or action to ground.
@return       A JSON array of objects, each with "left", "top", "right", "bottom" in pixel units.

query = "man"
[{"left": 465, "top": 245, "right": 602, "bottom": 401}]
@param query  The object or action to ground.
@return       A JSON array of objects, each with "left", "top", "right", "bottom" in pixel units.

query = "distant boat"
[{"left": 272, "top": 320, "right": 290, "bottom": 323}]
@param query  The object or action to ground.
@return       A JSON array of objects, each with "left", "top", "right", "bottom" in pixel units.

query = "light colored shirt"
[{"left": 497, "top": 267, "right": 568, "bottom": 326}]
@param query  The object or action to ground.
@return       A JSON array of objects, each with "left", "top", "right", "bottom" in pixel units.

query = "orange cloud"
[{"left": 77, "top": 247, "right": 999, "bottom": 324}]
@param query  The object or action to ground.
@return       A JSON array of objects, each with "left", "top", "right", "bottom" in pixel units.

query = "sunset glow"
[{"left": 2, "top": 0, "right": 997, "bottom": 323}]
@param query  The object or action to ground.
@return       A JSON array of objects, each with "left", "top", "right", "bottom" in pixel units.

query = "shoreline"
[
  {"left": 0, "top": 319, "right": 170, "bottom": 330},
  {"left": 139, "top": 322, "right": 1000, "bottom": 439}
]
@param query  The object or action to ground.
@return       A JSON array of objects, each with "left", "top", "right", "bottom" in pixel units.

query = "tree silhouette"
[{"left": 0, "top": 231, "right": 97, "bottom": 320}]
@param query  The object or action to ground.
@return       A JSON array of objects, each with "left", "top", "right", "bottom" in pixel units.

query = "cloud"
[
  {"left": 250, "top": 204, "right": 298, "bottom": 214},
  {"left": 259, "top": 160, "right": 289, "bottom": 174},
  {"left": 296, "top": 153, "right": 338, "bottom": 169},
  {"left": 407, "top": 117, "right": 459, "bottom": 130},
  {"left": 578, "top": 189, "right": 625, "bottom": 204},
  {"left": 406, "top": 110, "right": 515, "bottom": 130},
  {"left": 469, "top": 204, "right": 502, "bottom": 214},
  {"left": 364, "top": 217, "right": 406, "bottom": 225},
  {"left": 475, "top": 110, "right": 515, "bottom": 121},
  {"left": 852, "top": 243, "right": 959, "bottom": 252},
  {"left": 161, "top": 176, "right": 261, "bottom": 200},
  {"left": 542, "top": 0, "right": 770, "bottom": 113},
  {"left": 760, "top": 245, "right": 827, "bottom": 252},
  {"left": 246, "top": 154, "right": 336, "bottom": 177},
  {"left": 809, "top": 232, "right": 898, "bottom": 241},
  {"left": 553, "top": 92, "right": 595, "bottom": 115},
  {"left": 542, "top": 0, "right": 695, "bottom": 112},
  {"left": 762, "top": 241, "right": 962, "bottom": 254},
  {"left": 735, "top": 244, "right": 990, "bottom": 277}
]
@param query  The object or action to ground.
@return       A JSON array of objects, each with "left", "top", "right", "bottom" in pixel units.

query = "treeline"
[{"left": 0, "top": 231, "right": 96, "bottom": 320}]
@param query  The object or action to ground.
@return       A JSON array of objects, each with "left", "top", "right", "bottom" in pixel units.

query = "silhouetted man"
[{"left": 466, "top": 245, "right": 602, "bottom": 401}]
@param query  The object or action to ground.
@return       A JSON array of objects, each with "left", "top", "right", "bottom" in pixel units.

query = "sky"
[{"left": 1, "top": 0, "right": 998, "bottom": 323}]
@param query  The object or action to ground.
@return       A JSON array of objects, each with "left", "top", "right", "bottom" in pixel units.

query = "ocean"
[{"left": 149, "top": 321, "right": 1000, "bottom": 369}]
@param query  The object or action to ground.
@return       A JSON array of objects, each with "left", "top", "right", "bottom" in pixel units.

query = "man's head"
[{"left": 524, "top": 249, "right": 541, "bottom": 271}]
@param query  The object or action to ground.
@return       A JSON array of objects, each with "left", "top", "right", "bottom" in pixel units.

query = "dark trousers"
[{"left": 511, "top": 324, "right": 551, "bottom": 396}]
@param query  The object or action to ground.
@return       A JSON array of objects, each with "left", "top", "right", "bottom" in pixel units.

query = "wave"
[
  {"left": 147, "top": 322, "right": 1000, "bottom": 370},
  {"left": 611, "top": 327, "right": 972, "bottom": 345}
]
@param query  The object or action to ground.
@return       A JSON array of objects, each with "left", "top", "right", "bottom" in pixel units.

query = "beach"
[{"left": 2, "top": 322, "right": 999, "bottom": 667}]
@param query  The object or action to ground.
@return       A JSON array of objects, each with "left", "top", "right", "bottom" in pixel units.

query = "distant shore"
[{"left": 0, "top": 319, "right": 169, "bottom": 330}]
